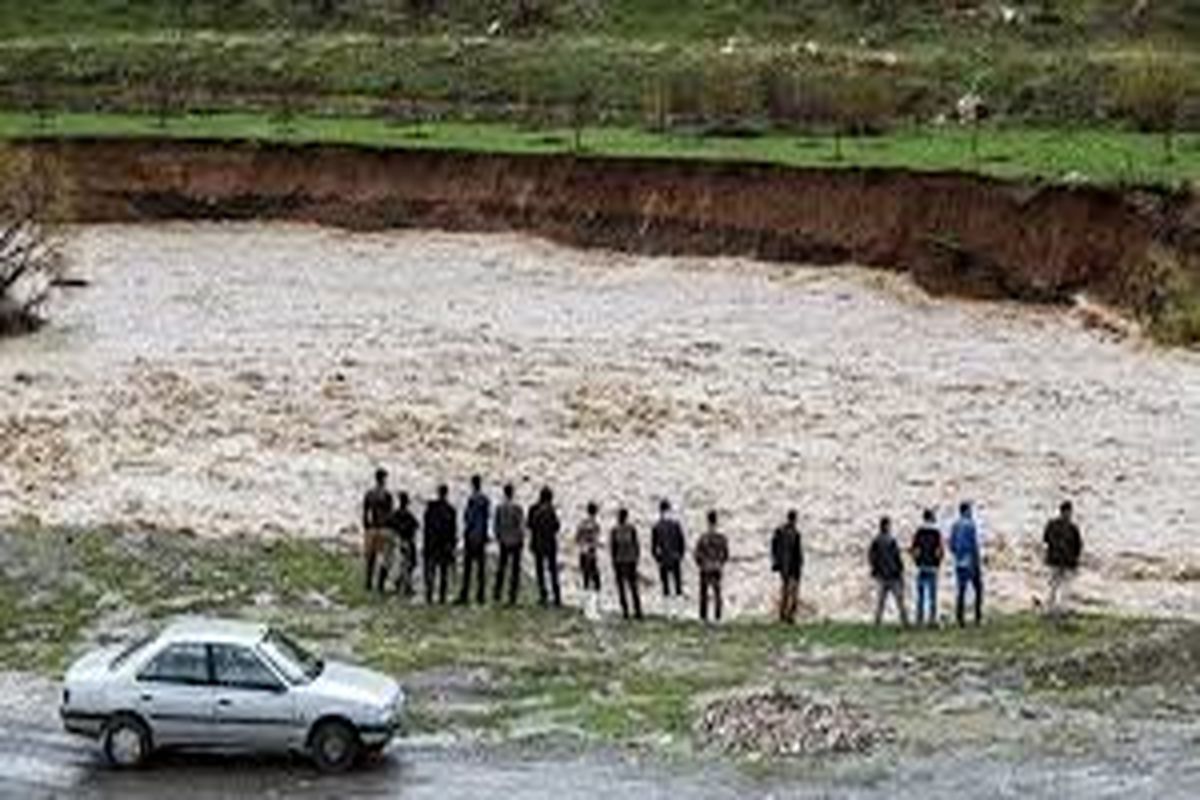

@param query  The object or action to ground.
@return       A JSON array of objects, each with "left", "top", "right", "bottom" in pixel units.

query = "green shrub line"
[{"left": 0, "top": 31, "right": 1196, "bottom": 135}]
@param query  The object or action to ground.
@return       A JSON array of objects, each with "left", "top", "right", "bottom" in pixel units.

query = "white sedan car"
[{"left": 59, "top": 618, "right": 405, "bottom": 772}]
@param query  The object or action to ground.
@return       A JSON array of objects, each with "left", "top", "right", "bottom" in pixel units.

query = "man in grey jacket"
[
  {"left": 493, "top": 483, "right": 526, "bottom": 606},
  {"left": 695, "top": 510, "right": 730, "bottom": 623},
  {"left": 610, "top": 507, "right": 643, "bottom": 620}
]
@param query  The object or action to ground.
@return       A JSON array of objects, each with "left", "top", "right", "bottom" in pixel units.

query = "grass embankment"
[
  {"left": 2, "top": 523, "right": 1196, "bottom": 752},
  {"left": 3, "top": 111, "right": 1199, "bottom": 185}
]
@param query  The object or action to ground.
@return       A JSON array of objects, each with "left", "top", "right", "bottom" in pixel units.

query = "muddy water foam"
[{"left": 1, "top": 223, "right": 1197, "bottom": 619}]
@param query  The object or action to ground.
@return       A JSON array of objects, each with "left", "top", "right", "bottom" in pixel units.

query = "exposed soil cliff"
[{"left": 19, "top": 137, "right": 1200, "bottom": 309}]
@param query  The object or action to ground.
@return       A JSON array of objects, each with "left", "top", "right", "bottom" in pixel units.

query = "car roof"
[{"left": 157, "top": 617, "right": 269, "bottom": 647}]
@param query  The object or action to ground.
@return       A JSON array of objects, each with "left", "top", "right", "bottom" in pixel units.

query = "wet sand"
[{"left": 1, "top": 223, "right": 1197, "bottom": 618}]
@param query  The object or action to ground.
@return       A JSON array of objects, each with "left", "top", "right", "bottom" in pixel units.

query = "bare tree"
[{"left": 0, "top": 148, "right": 67, "bottom": 337}]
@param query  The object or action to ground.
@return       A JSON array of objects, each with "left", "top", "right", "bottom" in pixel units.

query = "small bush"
[
  {"left": 1112, "top": 52, "right": 1195, "bottom": 162},
  {"left": 1151, "top": 283, "right": 1200, "bottom": 347}
]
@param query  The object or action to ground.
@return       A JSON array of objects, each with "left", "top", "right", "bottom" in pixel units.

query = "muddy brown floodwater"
[{"left": 1, "top": 223, "right": 1198, "bottom": 619}]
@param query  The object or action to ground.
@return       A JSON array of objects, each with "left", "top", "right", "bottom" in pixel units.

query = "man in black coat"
[
  {"left": 1043, "top": 500, "right": 1083, "bottom": 618},
  {"left": 771, "top": 510, "right": 804, "bottom": 624},
  {"left": 869, "top": 516, "right": 908, "bottom": 627},
  {"left": 528, "top": 486, "right": 562, "bottom": 607},
  {"left": 386, "top": 491, "right": 420, "bottom": 597},
  {"left": 651, "top": 499, "right": 686, "bottom": 598},
  {"left": 910, "top": 509, "right": 943, "bottom": 627},
  {"left": 423, "top": 484, "right": 457, "bottom": 605}
]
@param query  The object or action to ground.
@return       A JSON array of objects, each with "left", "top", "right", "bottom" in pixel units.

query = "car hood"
[
  {"left": 64, "top": 644, "right": 126, "bottom": 685},
  {"left": 307, "top": 661, "right": 402, "bottom": 708}
]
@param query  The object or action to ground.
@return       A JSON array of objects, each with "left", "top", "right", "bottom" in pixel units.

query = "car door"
[
  {"left": 210, "top": 643, "right": 297, "bottom": 751},
  {"left": 134, "top": 642, "right": 217, "bottom": 747}
]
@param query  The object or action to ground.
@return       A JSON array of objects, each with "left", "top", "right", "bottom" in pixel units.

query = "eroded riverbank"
[{"left": 1, "top": 223, "right": 1198, "bottom": 619}]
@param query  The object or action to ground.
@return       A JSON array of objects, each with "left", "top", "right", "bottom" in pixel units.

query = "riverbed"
[{"left": 1, "top": 223, "right": 1197, "bottom": 619}]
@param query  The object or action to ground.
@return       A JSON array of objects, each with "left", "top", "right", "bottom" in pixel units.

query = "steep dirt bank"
[{"left": 18, "top": 137, "right": 1200, "bottom": 310}]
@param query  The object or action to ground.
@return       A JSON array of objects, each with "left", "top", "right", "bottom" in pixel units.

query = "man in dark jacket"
[
  {"left": 362, "top": 468, "right": 394, "bottom": 592},
  {"left": 771, "top": 510, "right": 803, "bottom": 624},
  {"left": 386, "top": 491, "right": 419, "bottom": 597},
  {"left": 493, "top": 483, "right": 525, "bottom": 606},
  {"left": 528, "top": 486, "right": 563, "bottom": 607},
  {"left": 869, "top": 516, "right": 908, "bottom": 627},
  {"left": 457, "top": 475, "right": 490, "bottom": 606},
  {"left": 1043, "top": 500, "right": 1083, "bottom": 618},
  {"left": 423, "top": 484, "right": 457, "bottom": 605},
  {"left": 695, "top": 510, "right": 730, "bottom": 623},
  {"left": 651, "top": 499, "right": 686, "bottom": 598},
  {"left": 910, "top": 509, "right": 943, "bottom": 627},
  {"left": 610, "top": 507, "right": 642, "bottom": 620}
]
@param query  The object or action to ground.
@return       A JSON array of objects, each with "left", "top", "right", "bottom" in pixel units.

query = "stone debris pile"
[{"left": 695, "top": 689, "right": 893, "bottom": 757}]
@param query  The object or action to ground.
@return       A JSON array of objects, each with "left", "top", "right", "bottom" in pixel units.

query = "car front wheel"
[
  {"left": 102, "top": 714, "right": 151, "bottom": 769},
  {"left": 310, "top": 719, "right": 360, "bottom": 773}
]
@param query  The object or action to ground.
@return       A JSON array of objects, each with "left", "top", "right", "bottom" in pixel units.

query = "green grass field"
[{"left": 3, "top": 110, "right": 1197, "bottom": 185}]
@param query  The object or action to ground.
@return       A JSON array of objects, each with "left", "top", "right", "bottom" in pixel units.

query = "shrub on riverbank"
[{"left": 0, "top": 147, "right": 66, "bottom": 337}]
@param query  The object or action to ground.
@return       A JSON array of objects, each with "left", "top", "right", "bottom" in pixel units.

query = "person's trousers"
[
  {"left": 424, "top": 558, "right": 451, "bottom": 605},
  {"left": 699, "top": 571, "right": 723, "bottom": 622},
  {"left": 658, "top": 561, "right": 682, "bottom": 597},
  {"left": 955, "top": 567, "right": 983, "bottom": 626},
  {"left": 1048, "top": 567, "right": 1074, "bottom": 616},
  {"left": 363, "top": 527, "right": 389, "bottom": 591},
  {"left": 579, "top": 552, "right": 601, "bottom": 592},
  {"left": 534, "top": 549, "right": 562, "bottom": 607},
  {"left": 874, "top": 578, "right": 909, "bottom": 626},
  {"left": 778, "top": 576, "right": 800, "bottom": 623},
  {"left": 614, "top": 563, "right": 642, "bottom": 619},
  {"left": 458, "top": 546, "right": 487, "bottom": 605},
  {"left": 396, "top": 541, "right": 416, "bottom": 596},
  {"left": 494, "top": 543, "right": 523, "bottom": 605},
  {"left": 915, "top": 567, "right": 938, "bottom": 626}
]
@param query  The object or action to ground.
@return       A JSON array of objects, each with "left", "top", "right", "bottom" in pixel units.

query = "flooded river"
[{"left": 1, "top": 223, "right": 1198, "bottom": 619}]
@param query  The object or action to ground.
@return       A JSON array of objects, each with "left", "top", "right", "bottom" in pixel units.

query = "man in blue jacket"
[
  {"left": 457, "top": 475, "right": 491, "bottom": 606},
  {"left": 949, "top": 501, "right": 983, "bottom": 626}
]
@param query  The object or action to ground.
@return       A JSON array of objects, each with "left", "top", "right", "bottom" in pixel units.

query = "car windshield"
[{"left": 260, "top": 629, "right": 324, "bottom": 685}]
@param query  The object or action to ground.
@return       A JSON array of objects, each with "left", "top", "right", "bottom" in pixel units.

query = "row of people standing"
[
  {"left": 868, "top": 501, "right": 1083, "bottom": 627},
  {"left": 362, "top": 469, "right": 733, "bottom": 621},
  {"left": 366, "top": 469, "right": 1085, "bottom": 626}
]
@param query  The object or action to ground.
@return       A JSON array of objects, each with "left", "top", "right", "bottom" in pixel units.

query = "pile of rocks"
[{"left": 695, "top": 689, "right": 892, "bottom": 758}]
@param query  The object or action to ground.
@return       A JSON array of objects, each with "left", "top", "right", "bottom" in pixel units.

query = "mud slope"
[{"left": 24, "top": 137, "right": 1200, "bottom": 306}]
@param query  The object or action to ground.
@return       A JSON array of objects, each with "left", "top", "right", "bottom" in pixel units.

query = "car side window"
[
  {"left": 137, "top": 642, "right": 211, "bottom": 685},
  {"left": 211, "top": 644, "right": 284, "bottom": 692}
]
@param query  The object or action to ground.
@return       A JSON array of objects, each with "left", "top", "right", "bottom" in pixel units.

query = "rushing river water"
[{"left": 1, "top": 223, "right": 1198, "bottom": 619}]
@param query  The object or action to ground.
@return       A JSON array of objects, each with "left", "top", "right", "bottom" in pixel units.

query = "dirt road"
[{"left": 1, "top": 688, "right": 1197, "bottom": 800}]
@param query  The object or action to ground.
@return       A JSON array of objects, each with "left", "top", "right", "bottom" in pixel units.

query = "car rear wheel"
[
  {"left": 102, "top": 714, "right": 151, "bottom": 769},
  {"left": 310, "top": 719, "right": 360, "bottom": 773}
]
